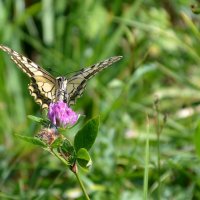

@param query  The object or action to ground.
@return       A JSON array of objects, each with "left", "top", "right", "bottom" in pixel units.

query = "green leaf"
[
  {"left": 58, "top": 139, "right": 76, "bottom": 165},
  {"left": 60, "top": 139, "right": 74, "bottom": 155},
  {"left": 194, "top": 122, "right": 200, "bottom": 157},
  {"left": 28, "top": 115, "right": 51, "bottom": 127},
  {"left": 50, "top": 136, "right": 64, "bottom": 148},
  {"left": 28, "top": 115, "right": 44, "bottom": 122},
  {"left": 74, "top": 116, "right": 100, "bottom": 152},
  {"left": 15, "top": 134, "right": 47, "bottom": 148},
  {"left": 77, "top": 148, "right": 92, "bottom": 169}
]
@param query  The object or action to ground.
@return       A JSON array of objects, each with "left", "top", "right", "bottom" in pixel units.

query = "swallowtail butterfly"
[{"left": 0, "top": 45, "right": 122, "bottom": 109}]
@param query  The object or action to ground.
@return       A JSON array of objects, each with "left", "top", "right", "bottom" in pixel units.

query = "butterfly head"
[{"left": 56, "top": 76, "right": 67, "bottom": 86}]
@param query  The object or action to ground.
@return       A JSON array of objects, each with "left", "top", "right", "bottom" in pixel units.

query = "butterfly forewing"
[
  {"left": 0, "top": 45, "right": 56, "bottom": 108},
  {"left": 67, "top": 56, "right": 122, "bottom": 105}
]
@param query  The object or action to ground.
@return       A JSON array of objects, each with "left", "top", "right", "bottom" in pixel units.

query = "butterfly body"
[
  {"left": 55, "top": 76, "right": 68, "bottom": 102},
  {"left": 0, "top": 45, "right": 122, "bottom": 109}
]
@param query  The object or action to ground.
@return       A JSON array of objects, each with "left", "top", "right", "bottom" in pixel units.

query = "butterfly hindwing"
[
  {"left": 28, "top": 77, "right": 56, "bottom": 109},
  {"left": 67, "top": 56, "right": 122, "bottom": 105},
  {"left": 0, "top": 45, "right": 56, "bottom": 108},
  {"left": 29, "top": 81, "right": 51, "bottom": 109}
]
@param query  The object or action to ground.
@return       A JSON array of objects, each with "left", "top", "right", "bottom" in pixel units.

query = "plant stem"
[
  {"left": 50, "top": 149, "right": 90, "bottom": 200},
  {"left": 154, "top": 99, "right": 162, "bottom": 200},
  {"left": 143, "top": 115, "right": 150, "bottom": 200},
  {"left": 74, "top": 170, "right": 90, "bottom": 200},
  {"left": 50, "top": 148, "right": 69, "bottom": 166}
]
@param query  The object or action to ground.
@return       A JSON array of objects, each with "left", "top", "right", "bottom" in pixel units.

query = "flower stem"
[
  {"left": 50, "top": 149, "right": 90, "bottom": 200},
  {"left": 50, "top": 148, "right": 69, "bottom": 166},
  {"left": 74, "top": 170, "right": 90, "bottom": 200}
]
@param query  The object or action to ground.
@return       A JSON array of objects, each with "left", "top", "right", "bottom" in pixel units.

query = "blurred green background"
[{"left": 1, "top": 0, "right": 200, "bottom": 199}]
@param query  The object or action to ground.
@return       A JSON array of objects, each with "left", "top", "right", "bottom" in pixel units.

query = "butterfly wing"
[
  {"left": 0, "top": 45, "right": 56, "bottom": 109},
  {"left": 67, "top": 56, "right": 122, "bottom": 106}
]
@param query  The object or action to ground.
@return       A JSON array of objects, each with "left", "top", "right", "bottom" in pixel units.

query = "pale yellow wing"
[
  {"left": 67, "top": 56, "right": 122, "bottom": 105},
  {"left": 0, "top": 45, "right": 56, "bottom": 109}
]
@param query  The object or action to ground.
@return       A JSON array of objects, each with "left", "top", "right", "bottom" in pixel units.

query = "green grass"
[{"left": 0, "top": 0, "right": 200, "bottom": 199}]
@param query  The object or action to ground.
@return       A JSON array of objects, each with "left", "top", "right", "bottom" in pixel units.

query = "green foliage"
[
  {"left": 74, "top": 116, "right": 99, "bottom": 152},
  {"left": 58, "top": 138, "right": 76, "bottom": 165},
  {"left": 77, "top": 148, "right": 92, "bottom": 169},
  {"left": 15, "top": 134, "right": 47, "bottom": 148},
  {"left": 50, "top": 136, "right": 64, "bottom": 148},
  {"left": 28, "top": 115, "right": 50, "bottom": 126}
]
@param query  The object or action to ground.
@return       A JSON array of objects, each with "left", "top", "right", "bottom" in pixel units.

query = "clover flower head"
[
  {"left": 48, "top": 101, "right": 78, "bottom": 128},
  {"left": 38, "top": 126, "right": 58, "bottom": 145}
]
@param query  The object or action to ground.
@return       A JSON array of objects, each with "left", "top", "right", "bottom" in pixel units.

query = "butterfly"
[{"left": 0, "top": 45, "right": 122, "bottom": 109}]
